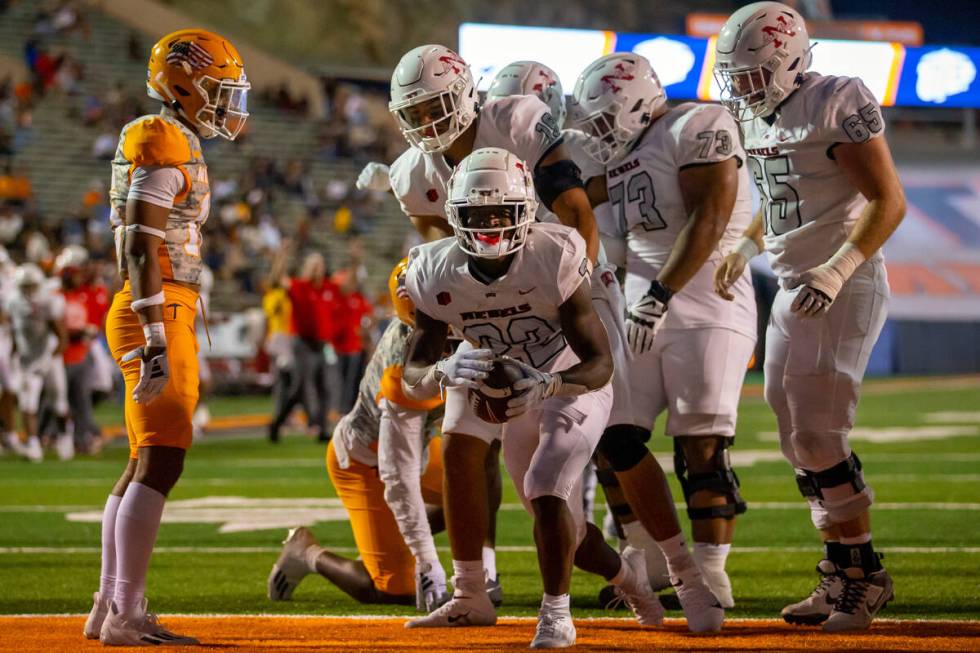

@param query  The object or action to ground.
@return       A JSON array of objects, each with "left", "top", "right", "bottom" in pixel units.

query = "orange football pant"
[
  {"left": 326, "top": 437, "right": 444, "bottom": 596},
  {"left": 105, "top": 280, "right": 199, "bottom": 459}
]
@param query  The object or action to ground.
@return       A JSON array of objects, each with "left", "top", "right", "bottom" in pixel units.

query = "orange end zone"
[{"left": 2, "top": 616, "right": 979, "bottom": 652}]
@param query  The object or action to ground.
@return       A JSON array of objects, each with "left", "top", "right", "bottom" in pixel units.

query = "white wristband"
[
  {"left": 733, "top": 236, "right": 761, "bottom": 262},
  {"left": 131, "top": 290, "right": 165, "bottom": 313},
  {"left": 143, "top": 322, "right": 167, "bottom": 348},
  {"left": 825, "top": 242, "right": 866, "bottom": 282}
]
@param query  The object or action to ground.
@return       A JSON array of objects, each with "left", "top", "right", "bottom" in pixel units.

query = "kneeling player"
[
  {"left": 268, "top": 260, "right": 501, "bottom": 610},
  {"left": 403, "top": 148, "right": 662, "bottom": 648}
]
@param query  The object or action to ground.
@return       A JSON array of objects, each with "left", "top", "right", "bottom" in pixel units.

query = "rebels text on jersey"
[
  {"left": 389, "top": 95, "right": 562, "bottom": 220},
  {"left": 741, "top": 73, "right": 886, "bottom": 283},
  {"left": 406, "top": 222, "right": 591, "bottom": 373}
]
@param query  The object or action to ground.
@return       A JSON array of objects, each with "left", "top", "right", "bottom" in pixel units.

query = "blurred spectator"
[
  {"left": 266, "top": 246, "right": 342, "bottom": 442},
  {"left": 331, "top": 268, "right": 372, "bottom": 413},
  {"left": 57, "top": 244, "right": 109, "bottom": 454}
]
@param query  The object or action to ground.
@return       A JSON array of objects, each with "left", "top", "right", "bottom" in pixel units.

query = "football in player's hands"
[{"left": 470, "top": 357, "right": 534, "bottom": 424}]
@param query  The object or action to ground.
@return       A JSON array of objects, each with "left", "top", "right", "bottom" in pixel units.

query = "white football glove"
[
  {"left": 355, "top": 162, "right": 391, "bottom": 192},
  {"left": 121, "top": 322, "right": 170, "bottom": 404},
  {"left": 790, "top": 243, "right": 866, "bottom": 318},
  {"left": 502, "top": 357, "right": 562, "bottom": 419},
  {"left": 625, "top": 280, "right": 673, "bottom": 356},
  {"left": 434, "top": 347, "right": 493, "bottom": 389},
  {"left": 415, "top": 558, "right": 449, "bottom": 612}
]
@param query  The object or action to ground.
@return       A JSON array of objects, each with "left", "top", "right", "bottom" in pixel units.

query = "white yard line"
[{"left": 2, "top": 545, "right": 979, "bottom": 555}]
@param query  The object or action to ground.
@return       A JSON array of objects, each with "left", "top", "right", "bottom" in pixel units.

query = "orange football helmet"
[
  {"left": 388, "top": 258, "right": 415, "bottom": 327},
  {"left": 147, "top": 28, "right": 250, "bottom": 140}
]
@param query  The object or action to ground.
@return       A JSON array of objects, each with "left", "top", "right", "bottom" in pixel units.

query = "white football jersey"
[
  {"left": 406, "top": 222, "right": 591, "bottom": 373},
  {"left": 741, "top": 73, "right": 886, "bottom": 282},
  {"left": 608, "top": 102, "right": 755, "bottom": 334},
  {"left": 4, "top": 290, "right": 64, "bottom": 364},
  {"left": 389, "top": 95, "right": 562, "bottom": 220}
]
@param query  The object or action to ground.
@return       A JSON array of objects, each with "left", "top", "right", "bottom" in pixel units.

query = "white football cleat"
[
  {"left": 486, "top": 574, "right": 503, "bottom": 607},
  {"left": 781, "top": 560, "right": 843, "bottom": 625},
  {"left": 24, "top": 435, "right": 43, "bottom": 463},
  {"left": 267, "top": 526, "right": 317, "bottom": 600},
  {"left": 823, "top": 568, "right": 893, "bottom": 632},
  {"left": 83, "top": 591, "right": 110, "bottom": 639},
  {"left": 100, "top": 598, "right": 199, "bottom": 646},
  {"left": 55, "top": 433, "right": 75, "bottom": 461},
  {"left": 616, "top": 546, "right": 664, "bottom": 626},
  {"left": 3, "top": 432, "right": 28, "bottom": 458},
  {"left": 700, "top": 566, "right": 735, "bottom": 609},
  {"left": 529, "top": 612, "right": 576, "bottom": 649},
  {"left": 405, "top": 586, "right": 496, "bottom": 628},
  {"left": 672, "top": 564, "right": 725, "bottom": 633}
]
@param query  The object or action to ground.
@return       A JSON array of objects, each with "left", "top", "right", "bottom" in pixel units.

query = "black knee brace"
[
  {"left": 674, "top": 437, "right": 748, "bottom": 520},
  {"left": 795, "top": 452, "right": 865, "bottom": 500},
  {"left": 598, "top": 424, "right": 651, "bottom": 472}
]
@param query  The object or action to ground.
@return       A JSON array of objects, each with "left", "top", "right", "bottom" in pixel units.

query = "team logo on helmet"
[
  {"left": 435, "top": 54, "right": 466, "bottom": 77},
  {"left": 532, "top": 69, "right": 556, "bottom": 94},
  {"left": 600, "top": 62, "right": 635, "bottom": 94},
  {"left": 756, "top": 15, "right": 798, "bottom": 51}
]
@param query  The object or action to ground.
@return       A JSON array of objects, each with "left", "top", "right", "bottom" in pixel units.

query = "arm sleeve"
[
  {"left": 674, "top": 105, "right": 744, "bottom": 169},
  {"left": 554, "top": 229, "right": 591, "bottom": 304},
  {"left": 128, "top": 166, "right": 186, "bottom": 208},
  {"left": 817, "top": 77, "right": 886, "bottom": 145},
  {"left": 377, "top": 399, "right": 438, "bottom": 561},
  {"left": 404, "top": 247, "right": 437, "bottom": 319},
  {"left": 389, "top": 151, "right": 445, "bottom": 219}
]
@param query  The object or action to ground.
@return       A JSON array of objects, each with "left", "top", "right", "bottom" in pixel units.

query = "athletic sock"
[
  {"left": 622, "top": 520, "right": 670, "bottom": 584},
  {"left": 482, "top": 546, "right": 497, "bottom": 581},
  {"left": 692, "top": 542, "right": 731, "bottom": 578},
  {"left": 112, "top": 483, "right": 166, "bottom": 614},
  {"left": 836, "top": 535, "right": 882, "bottom": 577},
  {"left": 99, "top": 494, "right": 123, "bottom": 598},
  {"left": 541, "top": 592, "right": 571, "bottom": 615},
  {"left": 304, "top": 544, "right": 326, "bottom": 573},
  {"left": 656, "top": 531, "right": 696, "bottom": 576},
  {"left": 452, "top": 559, "right": 485, "bottom": 594}
]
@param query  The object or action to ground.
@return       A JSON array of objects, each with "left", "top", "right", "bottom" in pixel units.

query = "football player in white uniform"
[
  {"left": 0, "top": 248, "right": 32, "bottom": 460},
  {"left": 4, "top": 263, "right": 71, "bottom": 462},
  {"left": 486, "top": 59, "right": 672, "bottom": 597},
  {"left": 713, "top": 1, "right": 905, "bottom": 631},
  {"left": 403, "top": 148, "right": 663, "bottom": 647},
  {"left": 570, "top": 51, "right": 756, "bottom": 616},
  {"left": 383, "top": 44, "right": 615, "bottom": 620}
]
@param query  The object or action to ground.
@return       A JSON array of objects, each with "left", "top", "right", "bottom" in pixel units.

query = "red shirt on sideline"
[
  {"left": 63, "top": 284, "right": 109, "bottom": 365},
  {"left": 333, "top": 291, "right": 371, "bottom": 355},
  {"left": 287, "top": 277, "right": 341, "bottom": 344}
]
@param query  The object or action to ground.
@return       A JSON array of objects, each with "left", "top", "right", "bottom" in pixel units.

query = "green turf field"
[{"left": 1, "top": 379, "right": 978, "bottom": 620}]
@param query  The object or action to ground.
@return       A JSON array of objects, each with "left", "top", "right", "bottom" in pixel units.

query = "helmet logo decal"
[
  {"left": 435, "top": 54, "right": 466, "bottom": 77},
  {"left": 166, "top": 41, "right": 214, "bottom": 73},
  {"left": 531, "top": 69, "right": 555, "bottom": 93},
  {"left": 600, "top": 62, "right": 635, "bottom": 94},
  {"left": 758, "top": 14, "right": 797, "bottom": 50}
]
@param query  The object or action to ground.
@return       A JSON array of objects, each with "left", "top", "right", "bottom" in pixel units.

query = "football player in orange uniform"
[
  {"left": 83, "top": 29, "right": 249, "bottom": 646},
  {"left": 267, "top": 261, "right": 503, "bottom": 611}
]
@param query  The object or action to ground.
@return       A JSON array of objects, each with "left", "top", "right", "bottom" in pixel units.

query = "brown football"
[{"left": 470, "top": 357, "right": 532, "bottom": 424}]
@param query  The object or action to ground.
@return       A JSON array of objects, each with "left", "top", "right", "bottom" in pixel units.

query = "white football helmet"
[
  {"left": 53, "top": 244, "right": 89, "bottom": 274},
  {"left": 445, "top": 147, "right": 537, "bottom": 259},
  {"left": 569, "top": 53, "right": 667, "bottom": 165},
  {"left": 486, "top": 60, "right": 566, "bottom": 128},
  {"left": 389, "top": 45, "right": 478, "bottom": 154},
  {"left": 15, "top": 263, "right": 45, "bottom": 295},
  {"left": 714, "top": 1, "right": 812, "bottom": 121}
]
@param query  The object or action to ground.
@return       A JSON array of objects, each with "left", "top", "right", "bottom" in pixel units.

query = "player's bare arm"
[
  {"left": 554, "top": 279, "right": 614, "bottom": 392},
  {"left": 833, "top": 136, "right": 906, "bottom": 257},
  {"left": 410, "top": 214, "right": 453, "bottom": 242},
  {"left": 402, "top": 308, "right": 492, "bottom": 400},
  {"left": 791, "top": 137, "right": 906, "bottom": 317},
  {"left": 659, "top": 157, "right": 740, "bottom": 293},
  {"left": 50, "top": 316, "right": 68, "bottom": 356},
  {"left": 537, "top": 143, "right": 600, "bottom": 263},
  {"left": 124, "top": 198, "right": 169, "bottom": 328},
  {"left": 583, "top": 173, "right": 608, "bottom": 208},
  {"left": 714, "top": 208, "right": 764, "bottom": 301}
]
